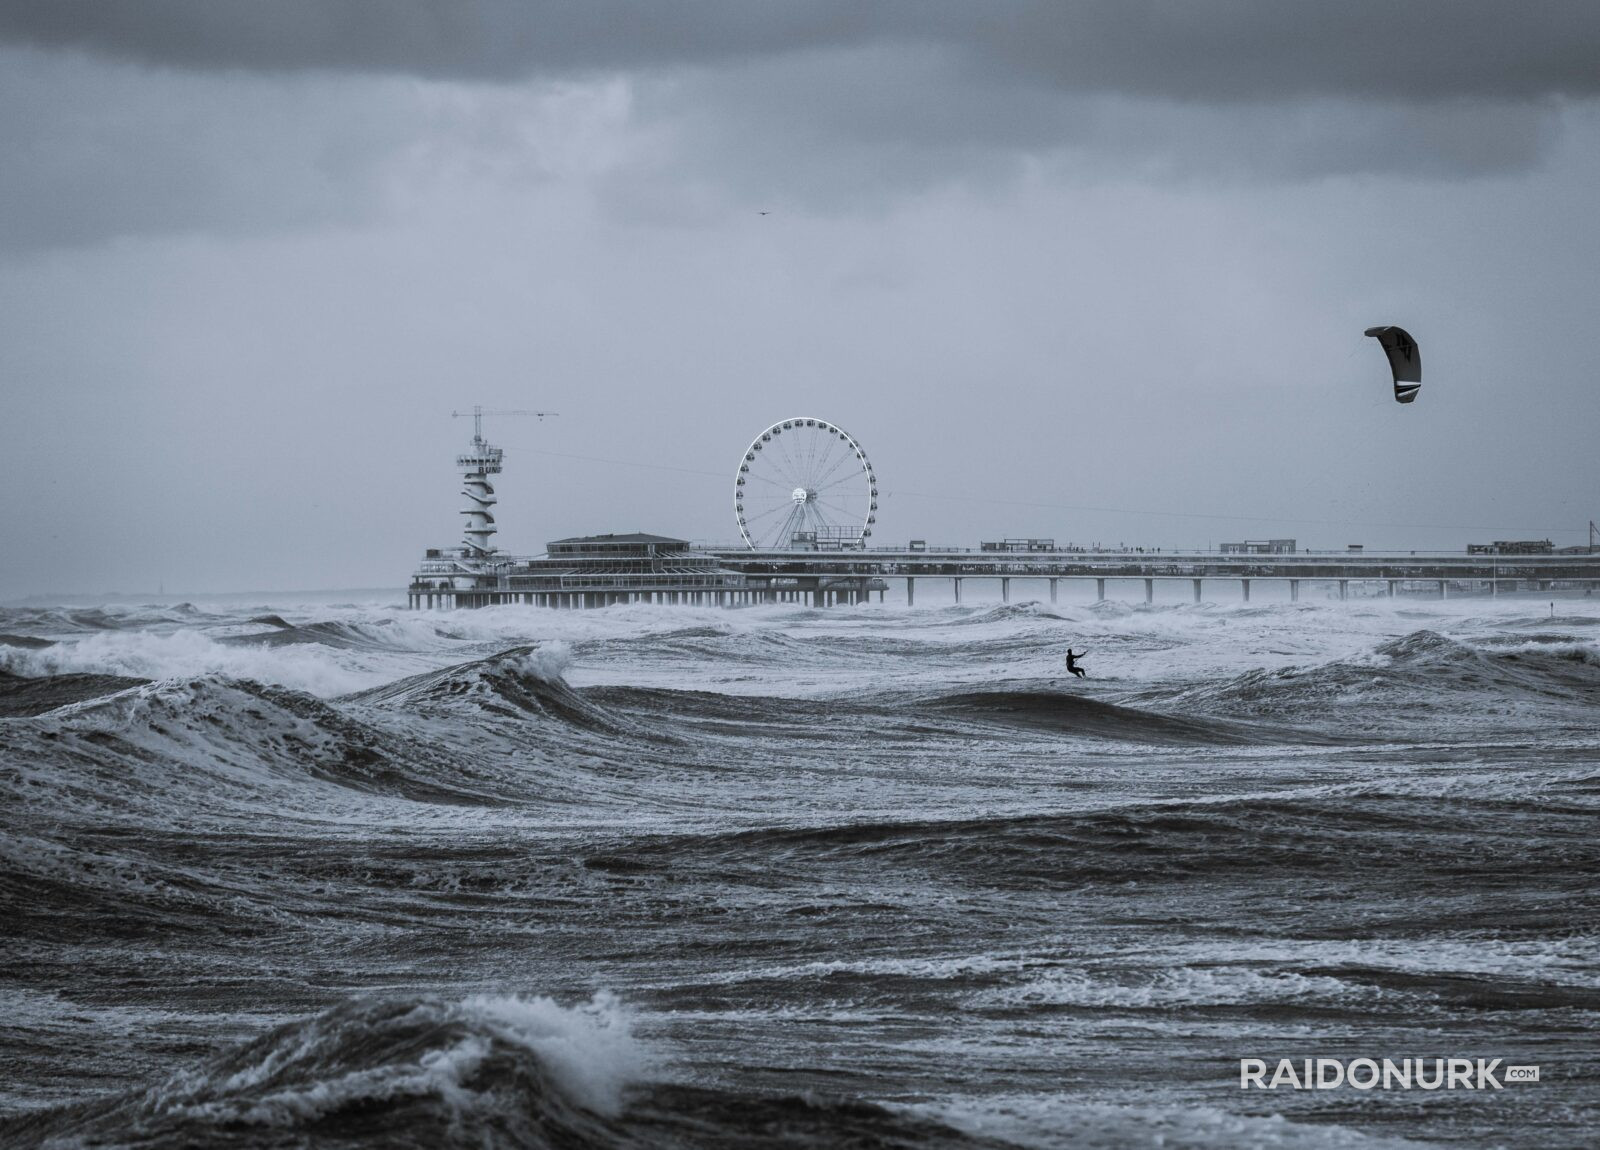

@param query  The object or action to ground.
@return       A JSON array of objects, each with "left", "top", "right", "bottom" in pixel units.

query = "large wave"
[
  {"left": 2, "top": 993, "right": 650, "bottom": 1149},
  {"left": 343, "top": 644, "right": 652, "bottom": 741},
  {"left": 1138, "top": 629, "right": 1600, "bottom": 734},
  {"left": 901, "top": 685, "right": 1334, "bottom": 745},
  {"left": 2, "top": 993, "right": 1002, "bottom": 1150},
  {"left": 603, "top": 785, "right": 1600, "bottom": 892},
  {"left": 0, "top": 675, "right": 507, "bottom": 822}
]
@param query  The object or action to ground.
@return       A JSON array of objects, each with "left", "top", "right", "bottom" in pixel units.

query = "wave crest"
[{"left": 7, "top": 993, "right": 650, "bottom": 1146}]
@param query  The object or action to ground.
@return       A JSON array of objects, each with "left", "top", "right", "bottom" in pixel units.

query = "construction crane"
[{"left": 451, "top": 405, "right": 558, "bottom": 445}]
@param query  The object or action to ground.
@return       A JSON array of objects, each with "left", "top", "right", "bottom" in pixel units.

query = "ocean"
[{"left": 1, "top": 593, "right": 1596, "bottom": 1148}]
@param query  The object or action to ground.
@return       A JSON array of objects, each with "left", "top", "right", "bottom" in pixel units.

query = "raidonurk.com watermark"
[{"left": 1241, "top": 1059, "right": 1539, "bottom": 1090}]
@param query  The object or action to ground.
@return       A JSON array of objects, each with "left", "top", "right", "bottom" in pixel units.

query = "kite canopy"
[{"left": 1364, "top": 325, "right": 1421, "bottom": 403}]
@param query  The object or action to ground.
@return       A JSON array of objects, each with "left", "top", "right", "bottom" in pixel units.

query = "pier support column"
[
  {"left": 1096, "top": 578, "right": 1106, "bottom": 602},
  {"left": 1338, "top": 580, "right": 1347, "bottom": 601},
  {"left": 1241, "top": 580, "right": 1250, "bottom": 603},
  {"left": 1192, "top": 579, "right": 1202, "bottom": 604},
  {"left": 1439, "top": 580, "right": 1448, "bottom": 599},
  {"left": 906, "top": 578, "right": 915, "bottom": 606},
  {"left": 1144, "top": 578, "right": 1154, "bottom": 604},
  {"left": 1001, "top": 577, "right": 1010, "bottom": 603},
  {"left": 1386, "top": 581, "right": 1397, "bottom": 598},
  {"left": 953, "top": 578, "right": 963, "bottom": 605},
  {"left": 1049, "top": 579, "right": 1058, "bottom": 604},
  {"left": 1290, "top": 580, "right": 1299, "bottom": 603}
]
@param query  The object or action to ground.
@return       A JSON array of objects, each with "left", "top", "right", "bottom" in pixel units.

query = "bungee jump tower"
[{"left": 455, "top": 408, "right": 503, "bottom": 558}]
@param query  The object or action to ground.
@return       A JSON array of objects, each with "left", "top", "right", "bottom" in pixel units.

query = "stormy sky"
[{"left": 2, "top": 2, "right": 1598, "bottom": 597}]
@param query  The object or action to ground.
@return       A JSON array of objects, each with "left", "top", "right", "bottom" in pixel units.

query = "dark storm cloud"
[
  {"left": 4, "top": 0, "right": 1600, "bottom": 101},
  {"left": 3, "top": 2, "right": 1599, "bottom": 253},
  {"left": 0, "top": 49, "right": 436, "bottom": 252}
]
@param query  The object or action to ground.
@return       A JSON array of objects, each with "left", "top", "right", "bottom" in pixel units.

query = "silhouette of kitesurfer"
[{"left": 1065, "top": 648, "right": 1087, "bottom": 679}]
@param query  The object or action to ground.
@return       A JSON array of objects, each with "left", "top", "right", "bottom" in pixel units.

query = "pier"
[
  {"left": 706, "top": 547, "right": 1600, "bottom": 606},
  {"left": 409, "top": 414, "right": 1598, "bottom": 609},
  {"left": 410, "top": 541, "right": 1600, "bottom": 609}
]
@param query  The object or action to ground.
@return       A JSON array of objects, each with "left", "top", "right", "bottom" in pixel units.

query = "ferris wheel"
[{"left": 734, "top": 418, "right": 878, "bottom": 550}]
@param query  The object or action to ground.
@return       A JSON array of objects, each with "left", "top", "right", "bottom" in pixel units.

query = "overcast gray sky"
[{"left": 2, "top": 2, "right": 1598, "bottom": 597}]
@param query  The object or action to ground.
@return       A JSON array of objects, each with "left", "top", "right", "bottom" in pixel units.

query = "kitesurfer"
[{"left": 1065, "top": 648, "right": 1087, "bottom": 679}]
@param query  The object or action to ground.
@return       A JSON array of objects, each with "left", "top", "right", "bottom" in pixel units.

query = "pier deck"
[{"left": 410, "top": 545, "right": 1600, "bottom": 608}]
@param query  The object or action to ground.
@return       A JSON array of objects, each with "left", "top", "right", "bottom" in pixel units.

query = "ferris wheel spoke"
[
  {"left": 742, "top": 470, "right": 793, "bottom": 490},
  {"left": 741, "top": 500, "right": 795, "bottom": 525},
  {"left": 812, "top": 467, "right": 868, "bottom": 496},
  {"left": 786, "top": 501, "right": 812, "bottom": 542},
  {"left": 805, "top": 504, "right": 840, "bottom": 533},
  {"left": 811, "top": 495, "right": 861, "bottom": 525},
  {"left": 808, "top": 446, "right": 857, "bottom": 492},
  {"left": 766, "top": 503, "right": 805, "bottom": 548},
  {"left": 801, "top": 428, "right": 822, "bottom": 485},
  {"left": 742, "top": 508, "right": 790, "bottom": 528},
  {"left": 809, "top": 439, "right": 853, "bottom": 490},
  {"left": 771, "top": 435, "right": 806, "bottom": 483},
  {"left": 801, "top": 436, "right": 835, "bottom": 489}
]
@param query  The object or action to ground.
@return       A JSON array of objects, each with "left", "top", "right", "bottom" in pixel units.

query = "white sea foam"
[
  {"left": 513, "top": 640, "right": 573, "bottom": 683},
  {"left": 972, "top": 965, "right": 1368, "bottom": 1011},
  {"left": 0, "top": 628, "right": 404, "bottom": 697},
  {"left": 919, "top": 1095, "right": 1442, "bottom": 1149},
  {"left": 461, "top": 991, "right": 650, "bottom": 1117}
]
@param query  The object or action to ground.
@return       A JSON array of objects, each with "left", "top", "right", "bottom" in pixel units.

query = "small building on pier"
[
  {"left": 410, "top": 532, "right": 752, "bottom": 609},
  {"left": 1220, "top": 539, "right": 1297, "bottom": 555}
]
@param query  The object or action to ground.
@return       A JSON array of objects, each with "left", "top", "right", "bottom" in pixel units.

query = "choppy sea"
[{"left": 1, "top": 592, "right": 1596, "bottom": 1148}]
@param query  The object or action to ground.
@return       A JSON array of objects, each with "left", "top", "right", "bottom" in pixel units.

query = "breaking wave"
[
  {"left": 0, "top": 675, "right": 503, "bottom": 821},
  {"left": 3, "top": 993, "right": 651, "bottom": 1148},
  {"left": 1144, "top": 629, "right": 1600, "bottom": 731},
  {"left": 0, "top": 628, "right": 394, "bottom": 697},
  {"left": 0, "top": 668, "right": 147, "bottom": 717},
  {"left": 1, "top": 993, "right": 1006, "bottom": 1150},
  {"left": 343, "top": 644, "right": 648, "bottom": 739}
]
